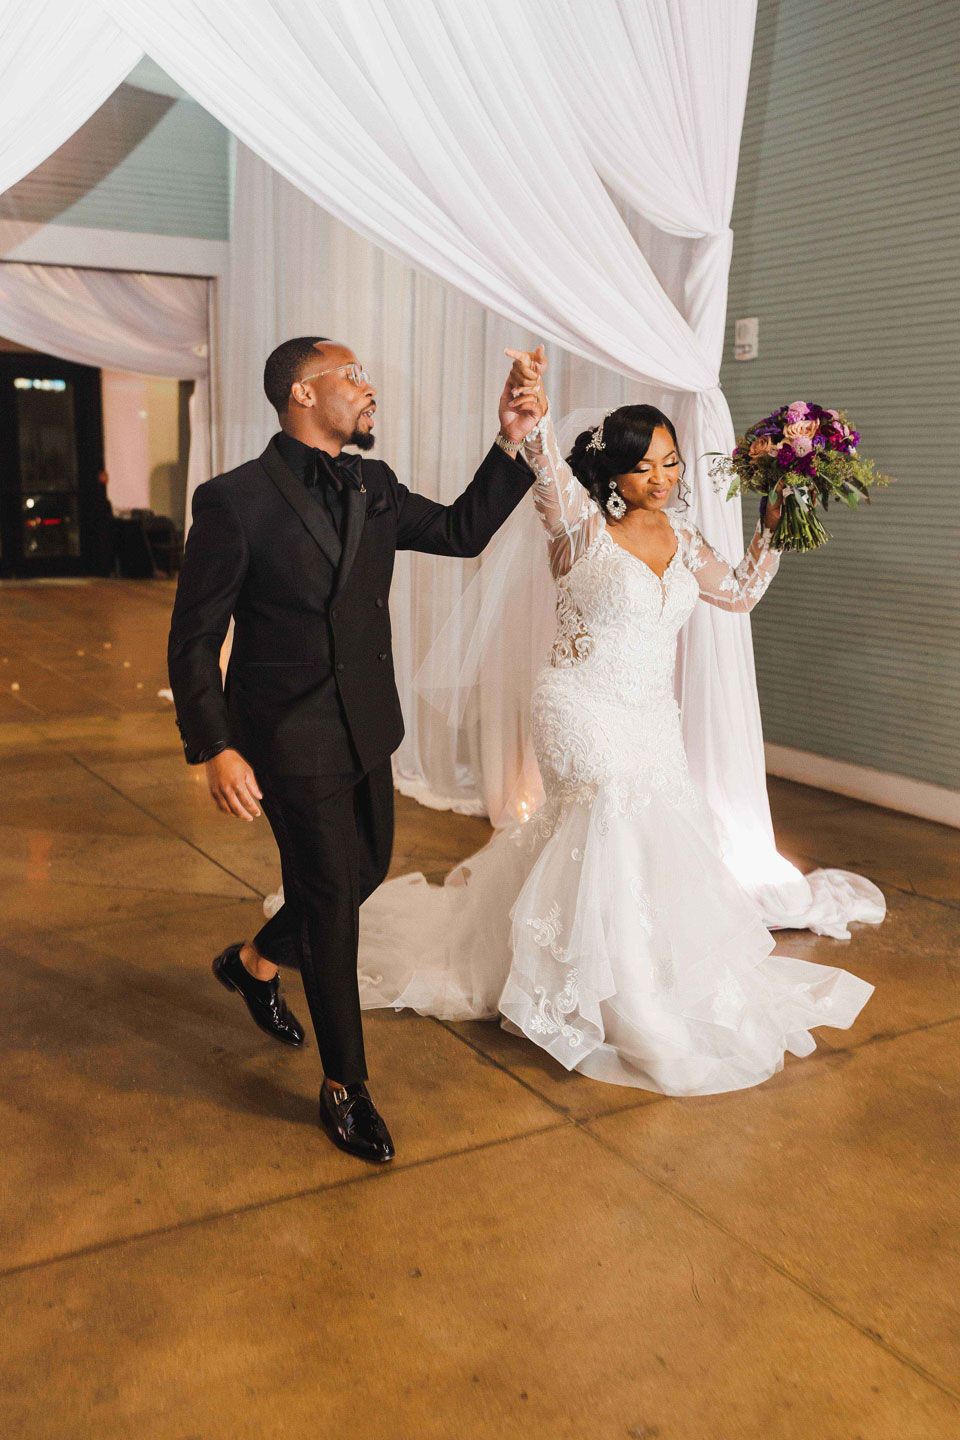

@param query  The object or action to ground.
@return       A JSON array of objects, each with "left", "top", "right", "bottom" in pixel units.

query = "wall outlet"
[{"left": 734, "top": 316, "right": 759, "bottom": 361}]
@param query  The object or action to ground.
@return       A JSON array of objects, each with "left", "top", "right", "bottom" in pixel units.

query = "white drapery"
[
  {"left": 0, "top": 263, "right": 211, "bottom": 517},
  {"left": 0, "top": 2, "right": 141, "bottom": 195},
  {"left": 0, "top": 0, "right": 869, "bottom": 932},
  {"left": 101, "top": 0, "right": 716, "bottom": 389}
]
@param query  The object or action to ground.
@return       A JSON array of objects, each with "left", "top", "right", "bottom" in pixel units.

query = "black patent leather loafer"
[
  {"left": 213, "top": 943, "right": 305, "bottom": 1047},
  {"left": 319, "top": 1082, "right": 395, "bottom": 1163}
]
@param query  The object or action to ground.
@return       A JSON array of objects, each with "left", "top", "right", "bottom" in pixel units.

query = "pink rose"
[{"left": 748, "top": 436, "right": 775, "bottom": 458}]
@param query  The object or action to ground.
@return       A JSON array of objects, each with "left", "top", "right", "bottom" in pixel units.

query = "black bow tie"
[{"left": 309, "top": 448, "right": 363, "bottom": 493}]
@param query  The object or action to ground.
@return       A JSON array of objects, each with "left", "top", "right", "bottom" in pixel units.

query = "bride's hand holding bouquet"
[{"left": 707, "top": 401, "right": 895, "bottom": 552}]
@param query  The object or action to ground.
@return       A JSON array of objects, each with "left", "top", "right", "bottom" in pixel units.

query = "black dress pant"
[{"left": 252, "top": 758, "right": 394, "bottom": 1084}]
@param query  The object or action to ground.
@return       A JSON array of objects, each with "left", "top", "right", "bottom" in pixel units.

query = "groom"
[{"left": 167, "top": 336, "right": 542, "bottom": 1162}]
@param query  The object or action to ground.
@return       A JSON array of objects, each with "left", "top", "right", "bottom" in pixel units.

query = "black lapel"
[
  {"left": 334, "top": 477, "right": 368, "bottom": 597},
  {"left": 258, "top": 436, "right": 342, "bottom": 571}
]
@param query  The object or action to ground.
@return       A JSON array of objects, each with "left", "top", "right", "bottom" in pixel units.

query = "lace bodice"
[{"left": 519, "top": 407, "right": 780, "bottom": 710}]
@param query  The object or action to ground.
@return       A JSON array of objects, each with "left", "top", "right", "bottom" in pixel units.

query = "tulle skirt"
[{"left": 357, "top": 772, "right": 880, "bottom": 1097}]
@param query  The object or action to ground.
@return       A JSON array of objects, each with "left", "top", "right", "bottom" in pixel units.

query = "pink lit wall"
[
  {"left": 101, "top": 371, "right": 151, "bottom": 511},
  {"left": 101, "top": 370, "right": 186, "bottom": 519}
]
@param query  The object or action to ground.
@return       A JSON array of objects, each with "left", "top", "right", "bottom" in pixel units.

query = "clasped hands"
[{"left": 498, "top": 343, "right": 548, "bottom": 443}]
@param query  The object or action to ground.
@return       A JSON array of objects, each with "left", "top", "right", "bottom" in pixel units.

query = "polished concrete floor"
[{"left": 1, "top": 578, "right": 958, "bottom": 1439}]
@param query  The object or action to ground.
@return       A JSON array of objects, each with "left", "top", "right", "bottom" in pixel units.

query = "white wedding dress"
[{"left": 355, "top": 411, "right": 876, "bottom": 1095}]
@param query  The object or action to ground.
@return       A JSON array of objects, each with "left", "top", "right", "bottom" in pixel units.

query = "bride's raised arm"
[
  {"left": 520, "top": 404, "right": 604, "bottom": 581},
  {"left": 674, "top": 512, "right": 781, "bottom": 613},
  {"left": 502, "top": 347, "right": 602, "bottom": 581}
]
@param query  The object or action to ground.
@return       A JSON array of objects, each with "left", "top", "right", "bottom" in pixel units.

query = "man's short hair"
[{"left": 263, "top": 336, "right": 330, "bottom": 415}]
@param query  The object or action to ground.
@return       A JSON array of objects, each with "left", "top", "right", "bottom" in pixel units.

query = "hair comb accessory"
[{"left": 586, "top": 415, "right": 607, "bottom": 452}]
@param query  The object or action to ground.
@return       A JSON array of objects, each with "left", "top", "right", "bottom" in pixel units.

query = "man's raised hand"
[
  {"left": 205, "top": 748, "right": 263, "bottom": 821},
  {"left": 498, "top": 343, "right": 547, "bottom": 442},
  {"left": 506, "top": 344, "right": 546, "bottom": 390}
]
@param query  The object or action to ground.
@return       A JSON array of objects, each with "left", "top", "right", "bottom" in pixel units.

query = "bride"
[{"left": 355, "top": 346, "right": 876, "bottom": 1096}]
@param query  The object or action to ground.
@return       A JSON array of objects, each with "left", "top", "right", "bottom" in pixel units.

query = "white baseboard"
[
  {"left": 764, "top": 743, "right": 960, "bottom": 828},
  {"left": 0, "top": 221, "right": 229, "bottom": 277}
]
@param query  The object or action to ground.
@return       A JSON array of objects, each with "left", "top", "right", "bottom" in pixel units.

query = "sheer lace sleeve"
[
  {"left": 674, "top": 513, "right": 780, "bottom": 613},
  {"left": 521, "top": 405, "right": 604, "bottom": 580}
]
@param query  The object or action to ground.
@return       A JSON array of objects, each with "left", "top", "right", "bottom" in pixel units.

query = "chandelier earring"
[
  {"left": 676, "top": 456, "right": 691, "bottom": 509},
  {"left": 605, "top": 479, "right": 627, "bottom": 520}
]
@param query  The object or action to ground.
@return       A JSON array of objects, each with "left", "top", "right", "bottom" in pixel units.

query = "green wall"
[
  {"left": 0, "top": 71, "right": 229, "bottom": 241},
  {"left": 721, "top": 0, "right": 959, "bottom": 790}
]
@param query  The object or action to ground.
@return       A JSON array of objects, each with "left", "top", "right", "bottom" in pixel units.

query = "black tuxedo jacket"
[{"left": 167, "top": 434, "right": 533, "bottom": 776}]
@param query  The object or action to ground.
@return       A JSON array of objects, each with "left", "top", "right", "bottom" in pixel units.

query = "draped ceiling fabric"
[
  {"left": 102, "top": 0, "right": 718, "bottom": 389},
  {"left": 0, "top": 264, "right": 211, "bottom": 516},
  {"left": 0, "top": 0, "right": 857, "bottom": 932},
  {"left": 0, "top": 2, "right": 140, "bottom": 195}
]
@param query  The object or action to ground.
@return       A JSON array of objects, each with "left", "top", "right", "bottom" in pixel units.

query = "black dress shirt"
[{"left": 274, "top": 430, "right": 364, "bottom": 542}]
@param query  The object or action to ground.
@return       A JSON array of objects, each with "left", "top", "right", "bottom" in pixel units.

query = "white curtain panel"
[
  {"left": 100, "top": 0, "right": 715, "bottom": 389},
  {"left": 0, "top": 263, "right": 211, "bottom": 523},
  {"left": 0, "top": 1, "right": 141, "bottom": 193},
  {"left": 539, "top": 1, "right": 753, "bottom": 233},
  {"left": 540, "top": 0, "right": 755, "bottom": 358}
]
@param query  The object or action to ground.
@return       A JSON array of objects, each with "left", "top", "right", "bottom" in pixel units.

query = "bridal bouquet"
[{"left": 706, "top": 402, "right": 895, "bottom": 552}]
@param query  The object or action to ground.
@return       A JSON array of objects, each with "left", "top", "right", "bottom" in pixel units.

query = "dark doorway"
[{"left": 0, "top": 353, "right": 108, "bottom": 578}]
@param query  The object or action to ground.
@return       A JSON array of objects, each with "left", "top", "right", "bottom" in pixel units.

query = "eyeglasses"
[{"left": 296, "top": 362, "right": 372, "bottom": 391}]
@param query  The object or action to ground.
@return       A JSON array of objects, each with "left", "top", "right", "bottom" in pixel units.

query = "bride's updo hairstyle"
[{"left": 566, "top": 405, "right": 690, "bottom": 513}]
